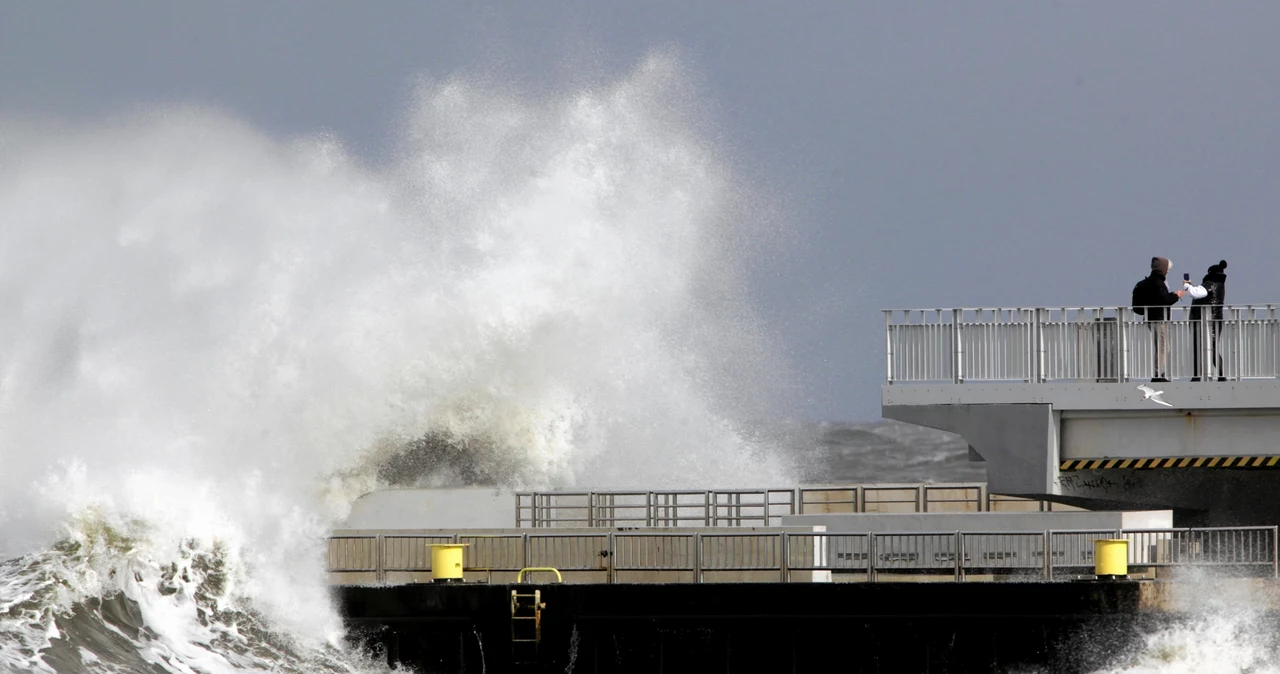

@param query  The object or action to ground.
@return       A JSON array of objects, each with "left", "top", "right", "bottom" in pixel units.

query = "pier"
[
  {"left": 882, "top": 305, "right": 1280, "bottom": 525},
  {"left": 332, "top": 485, "right": 1280, "bottom": 671}
]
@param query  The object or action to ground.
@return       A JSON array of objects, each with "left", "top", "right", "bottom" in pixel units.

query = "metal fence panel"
[
  {"left": 959, "top": 533, "right": 1044, "bottom": 570},
  {"left": 1049, "top": 530, "right": 1114, "bottom": 569},
  {"left": 527, "top": 534, "right": 610, "bottom": 571},
  {"left": 613, "top": 534, "right": 696, "bottom": 571},
  {"left": 872, "top": 533, "right": 957, "bottom": 570},
  {"left": 327, "top": 536, "right": 377, "bottom": 572},
  {"left": 459, "top": 534, "right": 525, "bottom": 571},
  {"left": 590, "top": 491, "right": 654, "bottom": 527},
  {"left": 382, "top": 535, "right": 454, "bottom": 572},
  {"left": 699, "top": 534, "right": 782, "bottom": 571},
  {"left": 787, "top": 533, "right": 868, "bottom": 571}
]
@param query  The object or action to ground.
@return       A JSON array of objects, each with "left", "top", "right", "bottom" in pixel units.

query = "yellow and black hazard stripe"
[{"left": 1060, "top": 456, "right": 1280, "bottom": 470}]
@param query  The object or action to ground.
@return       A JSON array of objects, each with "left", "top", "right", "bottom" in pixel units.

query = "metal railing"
[
  {"left": 513, "top": 483, "right": 1080, "bottom": 528},
  {"left": 327, "top": 526, "right": 1279, "bottom": 584},
  {"left": 885, "top": 305, "right": 1280, "bottom": 384}
]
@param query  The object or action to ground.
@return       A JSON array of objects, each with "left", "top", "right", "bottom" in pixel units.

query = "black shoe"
[
  {"left": 1151, "top": 377, "right": 1170, "bottom": 383},
  {"left": 1190, "top": 377, "right": 1201, "bottom": 382},
  {"left": 1217, "top": 377, "right": 1228, "bottom": 382}
]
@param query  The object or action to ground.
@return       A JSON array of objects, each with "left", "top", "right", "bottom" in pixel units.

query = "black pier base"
[{"left": 338, "top": 582, "right": 1155, "bottom": 673}]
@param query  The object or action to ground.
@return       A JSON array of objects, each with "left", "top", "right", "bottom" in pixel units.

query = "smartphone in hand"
[{"left": 1184, "top": 273, "right": 1191, "bottom": 282}]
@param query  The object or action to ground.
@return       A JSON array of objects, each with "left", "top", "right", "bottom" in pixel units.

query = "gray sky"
[{"left": 4, "top": 2, "right": 1279, "bottom": 422}]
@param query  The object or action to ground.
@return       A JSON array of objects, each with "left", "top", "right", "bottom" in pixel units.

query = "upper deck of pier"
[{"left": 883, "top": 304, "right": 1280, "bottom": 408}]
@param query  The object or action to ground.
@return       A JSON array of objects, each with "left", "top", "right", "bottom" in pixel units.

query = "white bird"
[{"left": 1136, "top": 385, "right": 1173, "bottom": 407}]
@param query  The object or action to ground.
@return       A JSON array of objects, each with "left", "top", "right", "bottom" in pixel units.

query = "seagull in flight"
[{"left": 1136, "top": 385, "right": 1173, "bottom": 407}]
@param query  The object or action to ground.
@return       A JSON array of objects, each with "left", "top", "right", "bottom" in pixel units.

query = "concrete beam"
[
  {"left": 884, "top": 381, "right": 1280, "bottom": 410},
  {"left": 1060, "top": 409, "right": 1280, "bottom": 459},
  {"left": 880, "top": 403, "right": 1057, "bottom": 497}
]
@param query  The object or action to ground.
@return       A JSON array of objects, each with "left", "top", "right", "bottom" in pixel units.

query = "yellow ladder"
[{"left": 510, "top": 588, "right": 544, "bottom": 663}]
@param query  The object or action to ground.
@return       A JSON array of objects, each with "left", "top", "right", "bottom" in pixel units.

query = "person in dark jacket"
[
  {"left": 1136, "top": 256, "right": 1186, "bottom": 382},
  {"left": 1186, "top": 260, "right": 1228, "bottom": 381}
]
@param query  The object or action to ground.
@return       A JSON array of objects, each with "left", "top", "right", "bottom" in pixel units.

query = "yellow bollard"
[
  {"left": 427, "top": 543, "right": 469, "bottom": 583},
  {"left": 1094, "top": 539, "right": 1128, "bottom": 579}
]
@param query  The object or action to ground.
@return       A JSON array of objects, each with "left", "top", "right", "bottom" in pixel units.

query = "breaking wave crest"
[
  {"left": 0, "top": 52, "right": 793, "bottom": 671},
  {"left": 0, "top": 510, "right": 385, "bottom": 673}
]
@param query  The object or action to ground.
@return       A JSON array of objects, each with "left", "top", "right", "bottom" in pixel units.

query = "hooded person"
[
  {"left": 1185, "top": 260, "right": 1228, "bottom": 381},
  {"left": 1138, "top": 257, "right": 1184, "bottom": 321},
  {"left": 1134, "top": 256, "right": 1186, "bottom": 382}
]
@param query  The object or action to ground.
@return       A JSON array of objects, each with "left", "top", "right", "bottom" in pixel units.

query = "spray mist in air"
[{"left": 0, "top": 53, "right": 795, "bottom": 672}]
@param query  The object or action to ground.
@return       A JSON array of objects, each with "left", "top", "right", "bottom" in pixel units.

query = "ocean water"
[{"left": 0, "top": 50, "right": 1269, "bottom": 671}]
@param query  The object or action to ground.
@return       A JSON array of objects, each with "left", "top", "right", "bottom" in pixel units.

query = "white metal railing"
[
  {"left": 327, "top": 526, "right": 1279, "bottom": 584},
  {"left": 885, "top": 305, "right": 1280, "bottom": 384},
  {"left": 513, "top": 484, "right": 1079, "bottom": 528}
]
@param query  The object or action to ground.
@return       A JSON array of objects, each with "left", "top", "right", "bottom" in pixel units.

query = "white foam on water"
[
  {"left": 0, "top": 52, "right": 794, "bottom": 671},
  {"left": 1089, "top": 573, "right": 1280, "bottom": 674}
]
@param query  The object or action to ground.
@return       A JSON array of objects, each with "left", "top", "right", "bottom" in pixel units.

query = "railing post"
[
  {"left": 952, "top": 308, "right": 963, "bottom": 383},
  {"left": 607, "top": 532, "right": 616, "bottom": 584},
  {"left": 1236, "top": 306, "right": 1245, "bottom": 380},
  {"left": 704, "top": 491, "right": 711, "bottom": 527},
  {"left": 1119, "top": 308, "right": 1130, "bottom": 382},
  {"left": 694, "top": 533, "right": 703, "bottom": 583},
  {"left": 1111, "top": 308, "right": 1123, "bottom": 382},
  {"left": 781, "top": 532, "right": 789, "bottom": 583},
  {"left": 1272, "top": 526, "right": 1278, "bottom": 579},
  {"left": 646, "top": 491, "right": 655, "bottom": 527},
  {"left": 1043, "top": 530, "right": 1052, "bottom": 580},
  {"left": 885, "top": 310, "right": 894, "bottom": 384},
  {"left": 1272, "top": 305, "right": 1278, "bottom": 379},
  {"left": 954, "top": 532, "right": 963, "bottom": 582},
  {"left": 1199, "top": 314, "right": 1210, "bottom": 381},
  {"left": 587, "top": 491, "right": 595, "bottom": 527},
  {"left": 375, "top": 534, "right": 385, "bottom": 585},
  {"left": 522, "top": 532, "right": 530, "bottom": 570},
  {"left": 868, "top": 532, "right": 877, "bottom": 583},
  {"left": 1035, "top": 308, "right": 1046, "bottom": 383}
]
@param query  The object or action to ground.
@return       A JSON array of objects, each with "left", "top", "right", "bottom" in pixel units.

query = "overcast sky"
[{"left": 3, "top": 2, "right": 1278, "bottom": 422}]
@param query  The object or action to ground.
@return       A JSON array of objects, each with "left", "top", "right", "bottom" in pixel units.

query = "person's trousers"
[{"left": 1192, "top": 318, "right": 1223, "bottom": 379}]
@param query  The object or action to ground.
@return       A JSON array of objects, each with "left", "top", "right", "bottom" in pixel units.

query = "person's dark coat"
[
  {"left": 1190, "top": 260, "right": 1227, "bottom": 321},
  {"left": 1137, "top": 257, "right": 1181, "bottom": 321}
]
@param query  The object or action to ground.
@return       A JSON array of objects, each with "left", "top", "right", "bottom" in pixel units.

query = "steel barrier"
[
  {"left": 885, "top": 305, "right": 1280, "bottom": 384},
  {"left": 327, "top": 526, "right": 1279, "bottom": 584},
  {"left": 514, "top": 483, "right": 1078, "bottom": 528}
]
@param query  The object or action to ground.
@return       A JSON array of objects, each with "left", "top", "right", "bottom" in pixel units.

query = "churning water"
[{"left": 0, "top": 53, "right": 796, "bottom": 672}]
